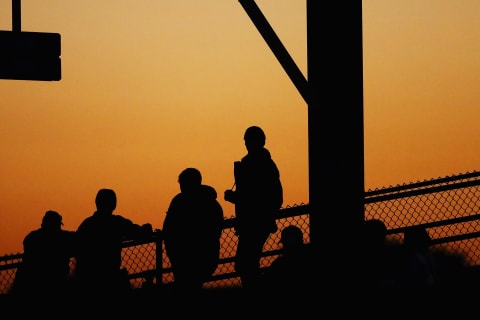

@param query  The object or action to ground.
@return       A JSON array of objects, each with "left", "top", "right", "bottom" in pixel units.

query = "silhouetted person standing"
[
  {"left": 73, "top": 188, "right": 153, "bottom": 297},
  {"left": 10, "top": 210, "right": 76, "bottom": 298},
  {"left": 224, "top": 126, "right": 283, "bottom": 289},
  {"left": 163, "top": 168, "right": 224, "bottom": 291}
]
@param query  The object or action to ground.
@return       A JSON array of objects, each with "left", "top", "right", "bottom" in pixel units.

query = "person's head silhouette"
[
  {"left": 244, "top": 126, "right": 266, "bottom": 153},
  {"left": 404, "top": 227, "right": 431, "bottom": 250},
  {"left": 95, "top": 188, "right": 117, "bottom": 213},
  {"left": 364, "top": 219, "right": 387, "bottom": 249},
  {"left": 279, "top": 225, "right": 304, "bottom": 251},
  {"left": 178, "top": 168, "right": 202, "bottom": 193},
  {"left": 41, "top": 210, "right": 63, "bottom": 230}
]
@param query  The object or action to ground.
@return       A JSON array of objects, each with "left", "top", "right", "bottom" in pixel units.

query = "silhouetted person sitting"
[
  {"left": 224, "top": 126, "right": 283, "bottom": 289},
  {"left": 261, "top": 225, "right": 312, "bottom": 293},
  {"left": 73, "top": 188, "right": 153, "bottom": 298},
  {"left": 361, "top": 218, "right": 400, "bottom": 297},
  {"left": 10, "top": 210, "right": 76, "bottom": 298},
  {"left": 163, "top": 168, "right": 224, "bottom": 292},
  {"left": 400, "top": 227, "right": 437, "bottom": 291}
]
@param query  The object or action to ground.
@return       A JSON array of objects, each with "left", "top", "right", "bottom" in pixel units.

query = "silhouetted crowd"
[
  {"left": 4, "top": 126, "right": 476, "bottom": 311},
  {"left": 6, "top": 126, "right": 283, "bottom": 300}
]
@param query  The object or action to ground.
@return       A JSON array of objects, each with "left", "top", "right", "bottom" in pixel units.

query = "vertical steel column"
[{"left": 307, "top": 0, "right": 365, "bottom": 288}]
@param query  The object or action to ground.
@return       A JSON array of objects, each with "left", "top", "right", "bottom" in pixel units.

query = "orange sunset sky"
[{"left": 1, "top": 0, "right": 479, "bottom": 256}]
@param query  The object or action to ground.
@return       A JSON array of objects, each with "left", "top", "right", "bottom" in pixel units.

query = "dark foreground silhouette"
[
  {"left": 3, "top": 216, "right": 479, "bottom": 316},
  {"left": 2, "top": 272, "right": 480, "bottom": 318}
]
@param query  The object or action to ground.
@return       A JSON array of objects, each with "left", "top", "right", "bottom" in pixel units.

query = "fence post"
[{"left": 154, "top": 229, "right": 163, "bottom": 288}]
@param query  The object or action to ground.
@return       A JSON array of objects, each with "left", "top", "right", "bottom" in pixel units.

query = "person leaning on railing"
[{"left": 72, "top": 188, "right": 153, "bottom": 298}]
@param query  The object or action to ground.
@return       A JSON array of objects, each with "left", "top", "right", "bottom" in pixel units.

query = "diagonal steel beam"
[{"left": 238, "top": 0, "right": 309, "bottom": 105}]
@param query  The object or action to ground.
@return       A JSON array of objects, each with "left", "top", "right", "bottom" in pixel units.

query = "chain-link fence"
[
  {"left": 365, "top": 170, "right": 480, "bottom": 266},
  {"left": 1, "top": 170, "right": 479, "bottom": 294}
]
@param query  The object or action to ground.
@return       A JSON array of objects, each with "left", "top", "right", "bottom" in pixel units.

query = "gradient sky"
[{"left": 1, "top": 0, "right": 479, "bottom": 256}]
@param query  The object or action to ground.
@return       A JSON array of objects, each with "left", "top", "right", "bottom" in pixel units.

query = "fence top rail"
[
  {"left": 0, "top": 253, "right": 22, "bottom": 263},
  {"left": 365, "top": 170, "right": 480, "bottom": 198},
  {"left": 387, "top": 213, "right": 480, "bottom": 235}
]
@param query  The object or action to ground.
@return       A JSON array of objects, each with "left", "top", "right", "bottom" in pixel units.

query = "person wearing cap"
[
  {"left": 224, "top": 125, "right": 283, "bottom": 289},
  {"left": 10, "top": 210, "right": 77, "bottom": 297}
]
